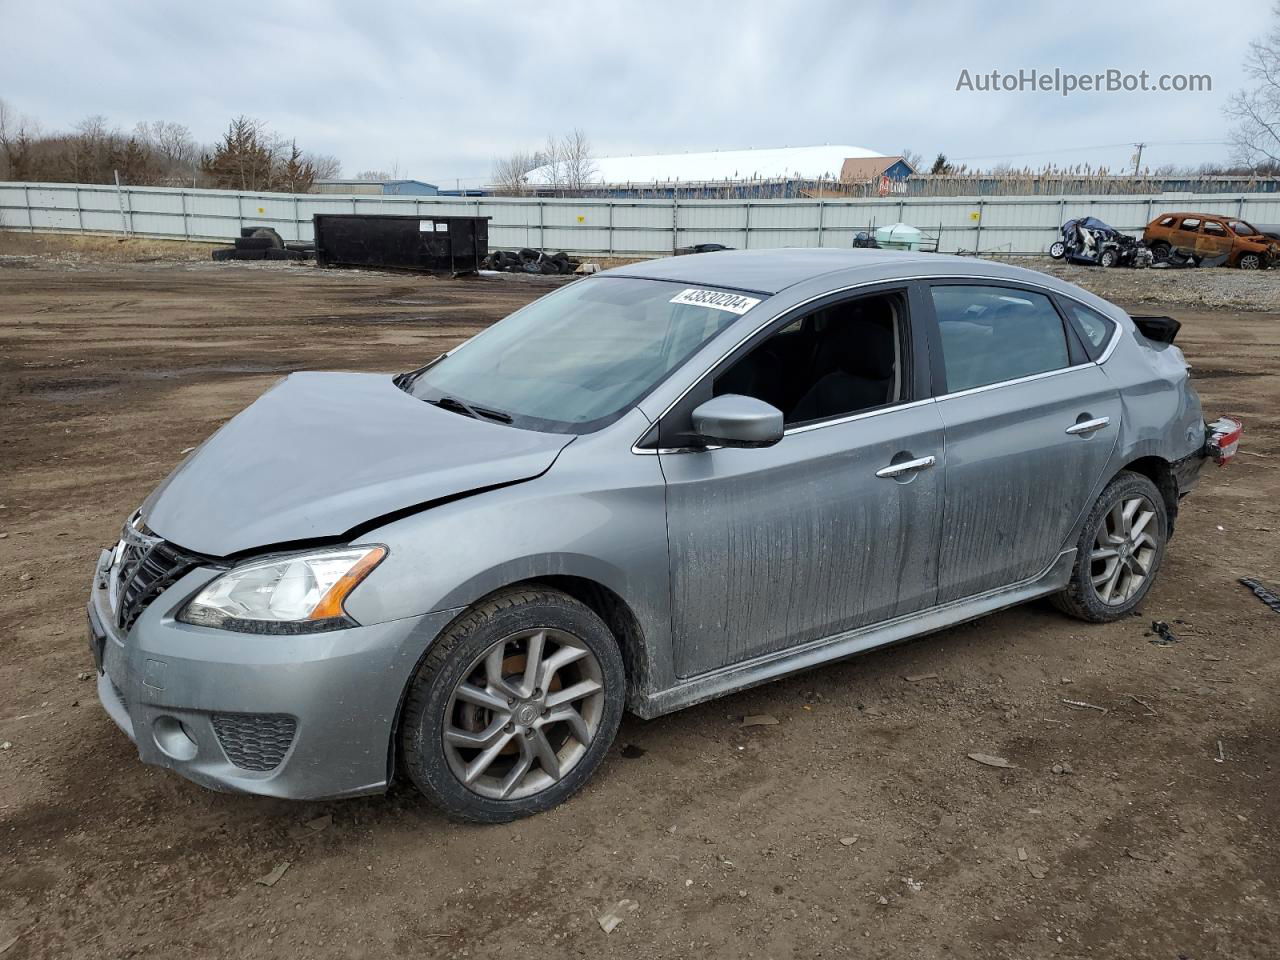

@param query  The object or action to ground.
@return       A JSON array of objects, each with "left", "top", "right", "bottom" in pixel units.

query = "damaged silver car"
[{"left": 87, "top": 249, "right": 1241, "bottom": 821}]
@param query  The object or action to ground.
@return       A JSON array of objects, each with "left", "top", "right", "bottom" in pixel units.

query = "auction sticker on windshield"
[{"left": 669, "top": 288, "right": 762, "bottom": 315}]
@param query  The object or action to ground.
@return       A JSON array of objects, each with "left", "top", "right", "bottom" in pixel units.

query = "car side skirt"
[{"left": 634, "top": 549, "right": 1076, "bottom": 719}]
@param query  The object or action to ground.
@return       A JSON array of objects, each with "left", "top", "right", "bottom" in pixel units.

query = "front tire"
[
  {"left": 1049, "top": 240, "right": 1066, "bottom": 259},
  {"left": 1052, "top": 471, "right": 1168, "bottom": 622},
  {"left": 1238, "top": 252, "right": 1262, "bottom": 270},
  {"left": 400, "top": 587, "right": 625, "bottom": 822},
  {"left": 1099, "top": 248, "right": 1118, "bottom": 268}
]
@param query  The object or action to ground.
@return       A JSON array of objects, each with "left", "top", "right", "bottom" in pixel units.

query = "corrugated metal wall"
[{"left": 4, "top": 180, "right": 1280, "bottom": 256}]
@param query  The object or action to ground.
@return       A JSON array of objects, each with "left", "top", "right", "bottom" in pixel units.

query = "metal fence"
[{"left": 5, "top": 180, "right": 1280, "bottom": 256}]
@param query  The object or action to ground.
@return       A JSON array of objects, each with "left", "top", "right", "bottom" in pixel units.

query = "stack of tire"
[
  {"left": 484, "top": 249, "right": 579, "bottom": 275},
  {"left": 212, "top": 227, "right": 316, "bottom": 263}
]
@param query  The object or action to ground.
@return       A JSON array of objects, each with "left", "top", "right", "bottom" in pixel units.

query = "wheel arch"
[
  {"left": 385, "top": 572, "right": 654, "bottom": 788},
  {"left": 1116, "top": 455, "right": 1178, "bottom": 536}
]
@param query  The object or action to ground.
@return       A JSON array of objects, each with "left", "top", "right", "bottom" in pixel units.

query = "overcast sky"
[{"left": 0, "top": 0, "right": 1259, "bottom": 184}]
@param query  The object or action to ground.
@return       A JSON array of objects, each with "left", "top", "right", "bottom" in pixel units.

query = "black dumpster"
[{"left": 312, "top": 214, "right": 490, "bottom": 274}]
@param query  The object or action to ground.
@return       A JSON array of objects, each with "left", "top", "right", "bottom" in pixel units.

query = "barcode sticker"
[{"left": 670, "top": 288, "right": 761, "bottom": 315}]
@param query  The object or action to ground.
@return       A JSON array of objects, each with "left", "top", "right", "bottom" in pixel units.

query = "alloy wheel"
[
  {"left": 442, "top": 628, "right": 605, "bottom": 800},
  {"left": 1239, "top": 253, "right": 1261, "bottom": 270},
  {"left": 1089, "top": 494, "right": 1159, "bottom": 605}
]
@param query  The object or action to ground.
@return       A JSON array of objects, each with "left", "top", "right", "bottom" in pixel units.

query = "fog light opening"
[{"left": 153, "top": 715, "right": 198, "bottom": 761}]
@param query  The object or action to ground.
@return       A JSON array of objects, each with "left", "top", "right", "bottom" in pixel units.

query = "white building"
[{"left": 527, "top": 145, "right": 890, "bottom": 186}]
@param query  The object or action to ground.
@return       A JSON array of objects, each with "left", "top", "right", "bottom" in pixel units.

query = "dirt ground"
[{"left": 1, "top": 235, "right": 1277, "bottom": 960}]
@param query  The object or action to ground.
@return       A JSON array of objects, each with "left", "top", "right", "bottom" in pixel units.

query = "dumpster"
[{"left": 312, "top": 214, "right": 490, "bottom": 274}]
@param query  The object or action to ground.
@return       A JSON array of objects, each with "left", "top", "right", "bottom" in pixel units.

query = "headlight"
[{"left": 178, "top": 545, "right": 386, "bottom": 634}]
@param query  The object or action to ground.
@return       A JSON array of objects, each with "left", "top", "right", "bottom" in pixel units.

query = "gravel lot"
[{"left": 1, "top": 235, "right": 1277, "bottom": 959}]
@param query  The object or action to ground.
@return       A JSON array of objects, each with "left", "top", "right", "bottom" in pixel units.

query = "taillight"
[{"left": 1207, "top": 417, "right": 1243, "bottom": 466}]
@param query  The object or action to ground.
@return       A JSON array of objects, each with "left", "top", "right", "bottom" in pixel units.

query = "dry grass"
[{"left": 0, "top": 230, "right": 220, "bottom": 263}]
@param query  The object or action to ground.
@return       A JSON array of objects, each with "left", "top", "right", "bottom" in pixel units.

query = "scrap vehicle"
[
  {"left": 1142, "top": 212, "right": 1279, "bottom": 269},
  {"left": 87, "top": 248, "right": 1240, "bottom": 821},
  {"left": 1049, "top": 217, "right": 1152, "bottom": 268}
]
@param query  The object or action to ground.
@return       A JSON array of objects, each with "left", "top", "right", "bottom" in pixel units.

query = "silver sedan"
[{"left": 87, "top": 249, "right": 1240, "bottom": 820}]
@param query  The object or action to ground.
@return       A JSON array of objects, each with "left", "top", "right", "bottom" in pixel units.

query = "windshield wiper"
[{"left": 429, "top": 395, "right": 513, "bottom": 424}]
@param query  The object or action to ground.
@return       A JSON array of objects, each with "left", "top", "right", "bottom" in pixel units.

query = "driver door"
[{"left": 655, "top": 285, "right": 944, "bottom": 678}]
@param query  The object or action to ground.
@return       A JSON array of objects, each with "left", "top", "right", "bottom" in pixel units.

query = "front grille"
[
  {"left": 108, "top": 516, "right": 204, "bottom": 631},
  {"left": 211, "top": 713, "right": 297, "bottom": 771}
]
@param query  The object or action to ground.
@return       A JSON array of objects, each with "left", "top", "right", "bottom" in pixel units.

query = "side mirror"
[{"left": 689, "top": 394, "right": 784, "bottom": 448}]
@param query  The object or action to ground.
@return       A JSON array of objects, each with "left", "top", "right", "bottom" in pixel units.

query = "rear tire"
[
  {"left": 1149, "top": 242, "right": 1171, "bottom": 263},
  {"left": 1052, "top": 471, "right": 1168, "bottom": 622},
  {"left": 400, "top": 587, "right": 625, "bottom": 823}
]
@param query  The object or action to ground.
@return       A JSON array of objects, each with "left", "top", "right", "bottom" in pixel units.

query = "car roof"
[{"left": 604, "top": 248, "right": 985, "bottom": 296}]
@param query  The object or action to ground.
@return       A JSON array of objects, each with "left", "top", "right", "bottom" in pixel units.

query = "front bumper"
[{"left": 88, "top": 549, "right": 461, "bottom": 800}]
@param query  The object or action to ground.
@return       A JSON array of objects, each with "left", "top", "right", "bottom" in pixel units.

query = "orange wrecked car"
[{"left": 1142, "top": 212, "right": 1279, "bottom": 269}]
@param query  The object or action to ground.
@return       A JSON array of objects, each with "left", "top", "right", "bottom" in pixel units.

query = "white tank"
[{"left": 874, "top": 222, "right": 923, "bottom": 251}]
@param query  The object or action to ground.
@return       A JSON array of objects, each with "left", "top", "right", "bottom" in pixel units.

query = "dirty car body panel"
[{"left": 88, "top": 248, "right": 1218, "bottom": 801}]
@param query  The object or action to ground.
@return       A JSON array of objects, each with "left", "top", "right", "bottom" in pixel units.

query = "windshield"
[{"left": 398, "top": 277, "right": 761, "bottom": 433}]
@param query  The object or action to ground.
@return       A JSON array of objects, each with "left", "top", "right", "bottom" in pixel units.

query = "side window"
[
  {"left": 1179, "top": 218, "right": 1201, "bottom": 232},
  {"left": 930, "top": 285, "right": 1070, "bottom": 392},
  {"left": 713, "top": 291, "right": 905, "bottom": 426},
  {"left": 1060, "top": 300, "right": 1116, "bottom": 360},
  {"left": 1203, "top": 221, "right": 1227, "bottom": 236},
  {"left": 1158, "top": 216, "right": 1176, "bottom": 227}
]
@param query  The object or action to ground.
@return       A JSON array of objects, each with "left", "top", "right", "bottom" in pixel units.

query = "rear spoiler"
[{"left": 1130, "top": 315, "right": 1180, "bottom": 344}]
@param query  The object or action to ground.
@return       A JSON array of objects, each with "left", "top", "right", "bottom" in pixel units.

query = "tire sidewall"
[
  {"left": 402, "top": 593, "right": 625, "bottom": 822},
  {"left": 1073, "top": 472, "right": 1168, "bottom": 620}
]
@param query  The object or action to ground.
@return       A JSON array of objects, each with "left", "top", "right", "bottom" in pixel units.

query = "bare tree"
[
  {"left": 355, "top": 169, "right": 392, "bottom": 181},
  {"left": 491, "top": 149, "right": 544, "bottom": 195},
  {"left": 559, "top": 128, "right": 597, "bottom": 192},
  {"left": 899, "top": 148, "right": 923, "bottom": 172},
  {"left": 307, "top": 152, "right": 341, "bottom": 180},
  {"left": 1227, "top": 3, "right": 1280, "bottom": 167},
  {"left": 0, "top": 98, "right": 36, "bottom": 180}
]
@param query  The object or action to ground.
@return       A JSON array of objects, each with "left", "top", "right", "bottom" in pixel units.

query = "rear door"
[
  {"left": 1173, "top": 217, "right": 1202, "bottom": 257},
  {"left": 924, "top": 282, "right": 1122, "bottom": 602}
]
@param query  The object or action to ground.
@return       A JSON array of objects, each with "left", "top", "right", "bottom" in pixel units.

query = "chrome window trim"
[{"left": 630, "top": 272, "right": 1124, "bottom": 454}]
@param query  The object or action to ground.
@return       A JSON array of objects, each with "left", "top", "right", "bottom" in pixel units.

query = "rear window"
[
  {"left": 1060, "top": 301, "right": 1116, "bottom": 360},
  {"left": 930, "top": 285, "right": 1070, "bottom": 392}
]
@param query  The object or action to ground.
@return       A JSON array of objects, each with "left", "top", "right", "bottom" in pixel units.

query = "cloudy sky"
[{"left": 0, "top": 0, "right": 1259, "bottom": 184}]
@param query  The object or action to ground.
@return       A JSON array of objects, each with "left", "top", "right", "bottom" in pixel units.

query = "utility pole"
[{"left": 1131, "top": 142, "right": 1146, "bottom": 178}]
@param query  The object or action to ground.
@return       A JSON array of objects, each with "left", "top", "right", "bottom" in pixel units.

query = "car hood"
[{"left": 141, "top": 372, "right": 573, "bottom": 557}]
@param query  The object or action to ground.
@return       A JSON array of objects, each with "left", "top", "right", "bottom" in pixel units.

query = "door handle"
[
  {"left": 876, "top": 455, "right": 937, "bottom": 479},
  {"left": 1065, "top": 416, "right": 1111, "bottom": 436}
]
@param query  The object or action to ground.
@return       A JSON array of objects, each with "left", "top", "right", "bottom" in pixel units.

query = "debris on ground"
[
  {"left": 1051, "top": 762, "right": 1074, "bottom": 775},
  {"left": 1026, "top": 862, "right": 1048, "bottom": 880},
  {"left": 485, "top": 249, "right": 579, "bottom": 275},
  {"left": 968, "top": 753, "right": 1016, "bottom": 769},
  {"left": 597, "top": 899, "right": 638, "bottom": 934},
  {"left": 1062, "top": 698, "right": 1109, "bottom": 713},
  {"left": 254, "top": 862, "right": 291, "bottom": 887},
  {"left": 1149, "top": 620, "right": 1181, "bottom": 645},
  {"left": 1238, "top": 577, "right": 1280, "bottom": 614},
  {"left": 741, "top": 714, "right": 779, "bottom": 727},
  {"left": 1125, "top": 848, "right": 1157, "bottom": 862},
  {"left": 1017, "top": 847, "right": 1029, "bottom": 861},
  {"left": 1126, "top": 694, "right": 1158, "bottom": 716},
  {"left": 902, "top": 878, "right": 924, "bottom": 893},
  {"left": 904, "top": 673, "right": 938, "bottom": 683},
  {"left": 212, "top": 227, "right": 313, "bottom": 264},
  {"left": 839, "top": 836, "right": 859, "bottom": 846}
]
